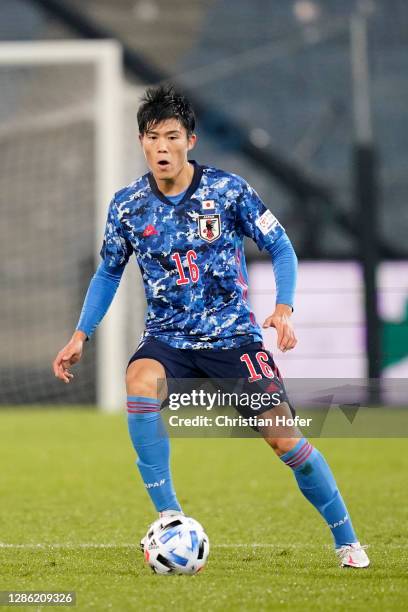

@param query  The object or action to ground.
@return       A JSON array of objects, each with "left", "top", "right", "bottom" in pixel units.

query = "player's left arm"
[
  {"left": 235, "top": 180, "right": 298, "bottom": 352},
  {"left": 261, "top": 234, "right": 297, "bottom": 352}
]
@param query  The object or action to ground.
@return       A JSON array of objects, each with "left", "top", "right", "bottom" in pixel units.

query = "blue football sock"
[
  {"left": 280, "top": 438, "right": 358, "bottom": 548},
  {"left": 127, "top": 396, "right": 181, "bottom": 513}
]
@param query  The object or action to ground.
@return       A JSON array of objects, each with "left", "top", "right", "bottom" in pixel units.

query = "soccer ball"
[{"left": 143, "top": 515, "right": 210, "bottom": 575}]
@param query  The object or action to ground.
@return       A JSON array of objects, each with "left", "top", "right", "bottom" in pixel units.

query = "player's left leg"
[
  {"left": 256, "top": 403, "right": 369, "bottom": 567},
  {"left": 195, "top": 342, "right": 369, "bottom": 567}
]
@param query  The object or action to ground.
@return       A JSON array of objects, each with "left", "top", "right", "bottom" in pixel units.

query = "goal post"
[{"left": 0, "top": 40, "right": 142, "bottom": 411}]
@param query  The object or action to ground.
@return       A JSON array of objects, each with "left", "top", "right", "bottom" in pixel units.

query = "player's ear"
[{"left": 187, "top": 133, "right": 197, "bottom": 151}]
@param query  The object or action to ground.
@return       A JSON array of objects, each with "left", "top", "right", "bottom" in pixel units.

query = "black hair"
[{"left": 137, "top": 84, "right": 196, "bottom": 136}]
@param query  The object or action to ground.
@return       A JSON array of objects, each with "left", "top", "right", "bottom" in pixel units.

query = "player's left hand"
[{"left": 262, "top": 304, "right": 297, "bottom": 352}]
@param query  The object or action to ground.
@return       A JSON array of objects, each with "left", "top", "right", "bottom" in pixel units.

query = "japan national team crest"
[{"left": 198, "top": 214, "right": 221, "bottom": 243}]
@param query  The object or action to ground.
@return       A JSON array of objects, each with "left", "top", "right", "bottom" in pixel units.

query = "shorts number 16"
[
  {"left": 171, "top": 250, "right": 200, "bottom": 285},
  {"left": 240, "top": 352, "right": 275, "bottom": 382}
]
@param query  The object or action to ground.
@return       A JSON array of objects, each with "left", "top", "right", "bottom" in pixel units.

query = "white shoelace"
[{"left": 336, "top": 543, "right": 369, "bottom": 556}]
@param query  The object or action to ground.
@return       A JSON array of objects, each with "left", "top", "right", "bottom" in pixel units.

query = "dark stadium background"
[
  {"left": 1, "top": 3, "right": 408, "bottom": 610},
  {"left": 1, "top": 0, "right": 407, "bottom": 405}
]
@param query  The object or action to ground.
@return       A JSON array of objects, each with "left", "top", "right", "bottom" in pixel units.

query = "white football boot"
[
  {"left": 140, "top": 510, "right": 184, "bottom": 553},
  {"left": 336, "top": 542, "right": 370, "bottom": 568}
]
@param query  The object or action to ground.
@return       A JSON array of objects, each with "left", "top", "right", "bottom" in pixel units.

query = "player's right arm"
[
  {"left": 52, "top": 197, "right": 133, "bottom": 383},
  {"left": 52, "top": 261, "right": 125, "bottom": 382},
  {"left": 52, "top": 329, "right": 87, "bottom": 384}
]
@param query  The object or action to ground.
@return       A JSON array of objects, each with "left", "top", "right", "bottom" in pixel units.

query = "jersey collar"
[{"left": 148, "top": 160, "right": 203, "bottom": 206}]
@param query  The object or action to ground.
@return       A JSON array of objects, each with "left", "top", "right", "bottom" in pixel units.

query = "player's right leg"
[{"left": 125, "top": 355, "right": 182, "bottom": 516}]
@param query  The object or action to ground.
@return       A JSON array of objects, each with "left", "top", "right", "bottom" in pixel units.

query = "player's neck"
[{"left": 154, "top": 161, "right": 194, "bottom": 196}]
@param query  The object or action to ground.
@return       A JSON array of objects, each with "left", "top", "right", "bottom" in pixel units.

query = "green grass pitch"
[{"left": 0, "top": 409, "right": 407, "bottom": 611}]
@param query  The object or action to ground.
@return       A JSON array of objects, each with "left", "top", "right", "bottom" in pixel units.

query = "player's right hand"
[{"left": 52, "top": 331, "right": 87, "bottom": 384}]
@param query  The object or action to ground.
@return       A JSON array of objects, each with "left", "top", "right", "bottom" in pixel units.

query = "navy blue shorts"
[{"left": 128, "top": 338, "right": 294, "bottom": 418}]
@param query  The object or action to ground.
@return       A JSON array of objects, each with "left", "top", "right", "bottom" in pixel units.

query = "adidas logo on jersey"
[{"left": 143, "top": 224, "right": 159, "bottom": 237}]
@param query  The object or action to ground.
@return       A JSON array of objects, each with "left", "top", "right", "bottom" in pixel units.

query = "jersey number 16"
[{"left": 171, "top": 250, "right": 200, "bottom": 285}]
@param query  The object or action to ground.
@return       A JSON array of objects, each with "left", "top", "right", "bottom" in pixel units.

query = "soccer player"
[{"left": 53, "top": 85, "right": 369, "bottom": 568}]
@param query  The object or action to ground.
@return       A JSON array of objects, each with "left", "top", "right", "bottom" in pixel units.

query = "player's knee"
[
  {"left": 257, "top": 403, "right": 301, "bottom": 455},
  {"left": 126, "top": 359, "right": 166, "bottom": 399},
  {"left": 259, "top": 402, "right": 302, "bottom": 456},
  {"left": 127, "top": 377, "right": 157, "bottom": 398}
]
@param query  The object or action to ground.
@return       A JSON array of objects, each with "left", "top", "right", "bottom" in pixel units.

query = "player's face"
[{"left": 139, "top": 119, "right": 196, "bottom": 180}]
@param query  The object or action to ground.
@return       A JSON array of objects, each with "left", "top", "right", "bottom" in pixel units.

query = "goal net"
[{"left": 0, "top": 41, "right": 145, "bottom": 410}]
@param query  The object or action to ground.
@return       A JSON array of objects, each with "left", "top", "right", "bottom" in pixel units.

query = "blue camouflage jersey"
[{"left": 100, "top": 161, "right": 286, "bottom": 349}]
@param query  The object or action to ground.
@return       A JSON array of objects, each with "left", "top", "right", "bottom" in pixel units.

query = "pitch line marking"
[
  {"left": 0, "top": 543, "right": 324, "bottom": 549},
  {"left": 0, "top": 543, "right": 405, "bottom": 550}
]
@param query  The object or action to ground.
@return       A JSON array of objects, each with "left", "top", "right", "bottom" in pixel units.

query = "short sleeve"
[
  {"left": 100, "top": 198, "right": 133, "bottom": 267},
  {"left": 235, "top": 180, "right": 285, "bottom": 252}
]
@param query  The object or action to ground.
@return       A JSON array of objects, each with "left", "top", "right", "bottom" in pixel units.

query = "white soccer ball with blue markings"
[{"left": 143, "top": 515, "right": 209, "bottom": 575}]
